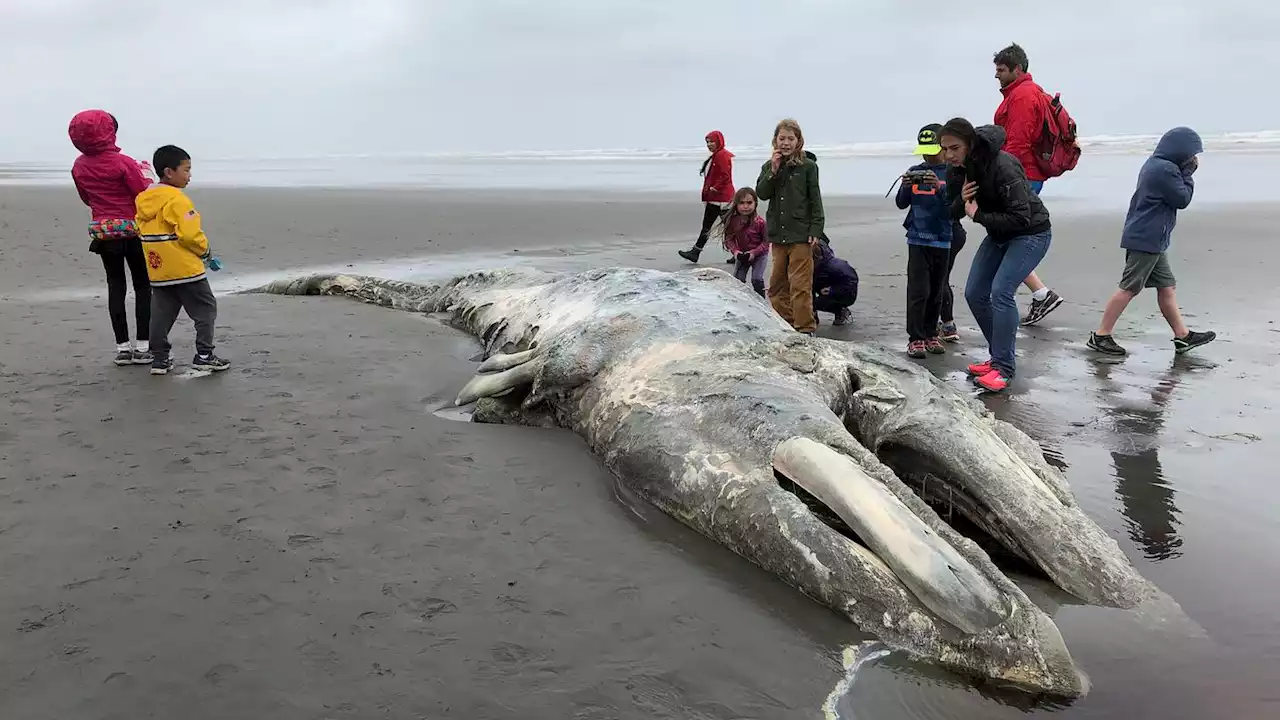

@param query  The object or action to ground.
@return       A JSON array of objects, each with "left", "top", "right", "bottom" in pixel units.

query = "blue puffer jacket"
[
  {"left": 895, "top": 161, "right": 953, "bottom": 248},
  {"left": 1120, "top": 127, "right": 1202, "bottom": 254},
  {"left": 813, "top": 241, "right": 859, "bottom": 296}
]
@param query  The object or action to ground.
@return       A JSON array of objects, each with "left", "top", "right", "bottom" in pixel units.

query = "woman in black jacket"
[{"left": 939, "top": 117, "right": 1052, "bottom": 392}]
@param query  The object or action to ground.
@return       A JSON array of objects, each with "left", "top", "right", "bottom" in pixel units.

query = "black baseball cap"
[{"left": 913, "top": 123, "right": 943, "bottom": 155}]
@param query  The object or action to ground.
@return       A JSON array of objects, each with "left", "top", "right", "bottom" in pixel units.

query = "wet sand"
[{"left": 1, "top": 186, "right": 1278, "bottom": 718}]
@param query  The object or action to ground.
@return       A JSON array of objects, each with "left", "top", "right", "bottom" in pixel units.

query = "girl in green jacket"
[{"left": 756, "top": 118, "right": 825, "bottom": 335}]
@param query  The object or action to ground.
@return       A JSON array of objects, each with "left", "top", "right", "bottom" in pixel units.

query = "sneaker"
[
  {"left": 131, "top": 349, "right": 154, "bottom": 365},
  {"left": 113, "top": 348, "right": 134, "bottom": 366},
  {"left": 193, "top": 354, "right": 231, "bottom": 371},
  {"left": 150, "top": 357, "right": 174, "bottom": 375},
  {"left": 1172, "top": 330, "right": 1216, "bottom": 355},
  {"left": 938, "top": 322, "right": 960, "bottom": 342},
  {"left": 1021, "top": 289, "right": 1065, "bottom": 326},
  {"left": 725, "top": 257, "right": 736, "bottom": 264},
  {"left": 833, "top": 307, "right": 851, "bottom": 326},
  {"left": 677, "top": 248, "right": 701, "bottom": 263},
  {"left": 925, "top": 337, "right": 946, "bottom": 354},
  {"left": 973, "top": 368, "right": 1010, "bottom": 392},
  {"left": 966, "top": 359, "right": 993, "bottom": 376},
  {"left": 907, "top": 340, "right": 927, "bottom": 358},
  {"left": 1087, "top": 332, "right": 1127, "bottom": 356}
]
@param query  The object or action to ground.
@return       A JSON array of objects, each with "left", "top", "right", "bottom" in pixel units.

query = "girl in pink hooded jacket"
[
  {"left": 721, "top": 187, "right": 769, "bottom": 297},
  {"left": 69, "top": 109, "right": 155, "bottom": 366}
]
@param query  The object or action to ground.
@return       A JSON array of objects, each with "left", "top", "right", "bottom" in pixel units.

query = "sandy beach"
[{"left": 2, "top": 186, "right": 1278, "bottom": 719}]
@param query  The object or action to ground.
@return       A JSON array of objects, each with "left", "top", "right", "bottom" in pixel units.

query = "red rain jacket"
[
  {"left": 69, "top": 109, "right": 152, "bottom": 221},
  {"left": 993, "top": 73, "right": 1048, "bottom": 182},
  {"left": 701, "top": 130, "right": 735, "bottom": 203}
]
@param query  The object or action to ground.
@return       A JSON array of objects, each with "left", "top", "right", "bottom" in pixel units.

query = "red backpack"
[{"left": 1034, "top": 92, "right": 1081, "bottom": 178}]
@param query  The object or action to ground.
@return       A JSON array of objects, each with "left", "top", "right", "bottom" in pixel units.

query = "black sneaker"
[
  {"left": 1172, "top": 330, "right": 1216, "bottom": 355},
  {"left": 1021, "top": 289, "right": 1065, "bottom": 326},
  {"left": 113, "top": 349, "right": 134, "bottom": 366},
  {"left": 150, "top": 357, "right": 174, "bottom": 376},
  {"left": 833, "top": 307, "right": 851, "bottom": 326},
  {"left": 1087, "top": 332, "right": 1127, "bottom": 356},
  {"left": 725, "top": 257, "right": 736, "bottom": 264},
  {"left": 131, "top": 349, "right": 154, "bottom": 365},
  {"left": 193, "top": 353, "right": 231, "bottom": 371}
]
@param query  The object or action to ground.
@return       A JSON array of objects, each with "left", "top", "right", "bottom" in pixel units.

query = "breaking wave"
[{"left": 410, "top": 129, "right": 1280, "bottom": 163}]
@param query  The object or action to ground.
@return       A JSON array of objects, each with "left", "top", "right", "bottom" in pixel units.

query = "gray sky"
[{"left": 2, "top": 0, "right": 1276, "bottom": 161}]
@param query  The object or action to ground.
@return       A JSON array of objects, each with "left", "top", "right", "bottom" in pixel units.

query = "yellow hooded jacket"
[{"left": 135, "top": 184, "right": 209, "bottom": 286}]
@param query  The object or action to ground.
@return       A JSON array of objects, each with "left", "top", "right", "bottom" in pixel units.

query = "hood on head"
[
  {"left": 68, "top": 109, "right": 120, "bottom": 155},
  {"left": 1153, "top": 127, "right": 1203, "bottom": 165},
  {"left": 706, "top": 130, "right": 732, "bottom": 157}
]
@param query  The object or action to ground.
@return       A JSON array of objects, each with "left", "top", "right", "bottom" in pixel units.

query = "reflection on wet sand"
[{"left": 1092, "top": 363, "right": 1184, "bottom": 561}]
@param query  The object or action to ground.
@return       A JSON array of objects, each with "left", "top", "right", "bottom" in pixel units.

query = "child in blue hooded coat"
[{"left": 1087, "top": 127, "right": 1216, "bottom": 356}]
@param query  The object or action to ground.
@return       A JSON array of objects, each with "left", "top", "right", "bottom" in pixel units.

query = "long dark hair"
[
  {"left": 718, "top": 187, "right": 758, "bottom": 248},
  {"left": 940, "top": 117, "right": 978, "bottom": 157}
]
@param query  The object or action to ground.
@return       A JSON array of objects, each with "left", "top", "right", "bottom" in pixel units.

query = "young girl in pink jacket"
[
  {"left": 721, "top": 188, "right": 769, "bottom": 297},
  {"left": 69, "top": 109, "right": 155, "bottom": 366}
]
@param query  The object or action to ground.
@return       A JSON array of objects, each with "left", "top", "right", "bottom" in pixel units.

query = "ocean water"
[{"left": 4, "top": 130, "right": 1277, "bottom": 208}]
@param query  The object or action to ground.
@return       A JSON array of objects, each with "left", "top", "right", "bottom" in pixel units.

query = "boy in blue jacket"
[
  {"left": 895, "top": 124, "right": 959, "bottom": 358},
  {"left": 1088, "top": 127, "right": 1216, "bottom": 356}
]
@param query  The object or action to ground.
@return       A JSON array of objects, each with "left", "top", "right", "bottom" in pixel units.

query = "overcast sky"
[{"left": 1, "top": 0, "right": 1275, "bottom": 162}]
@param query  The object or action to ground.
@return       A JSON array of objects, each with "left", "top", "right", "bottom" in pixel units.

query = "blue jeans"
[{"left": 964, "top": 230, "right": 1051, "bottom": 376}]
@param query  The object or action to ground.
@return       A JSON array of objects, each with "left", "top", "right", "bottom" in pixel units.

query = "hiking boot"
[
  {"left": 966, "top": 359, "right": 993, "bottom": 376},
  {"left": 833, "top": 307, "right": 851, "bottom": 326},
  {"left": 907, "top": 340, "right": 927, "bottom": 358},
  {"left": 925, "top": 337, "right": 946, "bottom": 354},
  {"left": 677, "top": 247, "right": 702, "bottom": 263},
  {"left": 113, "top": 348, "right": 134, "bottom": 366},
  {"left": 150, "top": 357, "right": 174, "bottom": 375},
  {"left": 973, "top": 368, "right": 1011, "bottom": 392},
  {"left": 1021, "top": 289, "right": 1064, "bottom": 326},
  {"left": 193, "top": 354, "right": 232, "bottom": 371},
  {"left": 938, "top": 322, "right": 960, "bottom": 342},
  {"left": 1173, "top": 329, "right": 1216, "bottom": 355},
  {"left": 1087, "top": 332, "right": 1127, "bottom": 356}
]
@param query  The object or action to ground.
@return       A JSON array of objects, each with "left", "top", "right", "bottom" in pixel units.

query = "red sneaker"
[
  {"left": 925, "top": 337, "right": 946, "bottom": 354},
  {"left": 973, "top": 368, "right": 1010, "bottom": 392},
  {"left": 966, "top": 360, "right": 992, "bottom": 376},
  {"left": 906, "top": 340, "right": 927, "bottom": 358}
]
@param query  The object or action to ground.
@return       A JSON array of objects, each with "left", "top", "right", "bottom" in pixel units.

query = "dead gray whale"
[{"left": 249, "top": 266, "right": 1163, "bottom": 697}]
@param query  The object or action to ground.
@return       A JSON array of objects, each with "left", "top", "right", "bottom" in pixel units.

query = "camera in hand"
[{"left": 902, "top": 169, "right": 937, "bottom": 186}]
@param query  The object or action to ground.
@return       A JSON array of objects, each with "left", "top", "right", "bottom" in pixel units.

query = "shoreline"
[{"left": 2, "top": 183, "right": 1278, "bottom": 718}]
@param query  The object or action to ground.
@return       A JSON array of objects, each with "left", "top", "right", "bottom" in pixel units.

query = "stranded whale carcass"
[{"left": 250, "top": 266, "right": 1163, "bottom": 697}]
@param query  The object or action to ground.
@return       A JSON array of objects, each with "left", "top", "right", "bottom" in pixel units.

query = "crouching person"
[{"left": 812, "top": 241, "right": 858, "bottom": 326}]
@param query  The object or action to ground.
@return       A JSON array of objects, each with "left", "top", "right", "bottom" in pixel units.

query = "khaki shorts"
[{"left": 1119, "top": 250, "right": 1175, "bottom": 293}]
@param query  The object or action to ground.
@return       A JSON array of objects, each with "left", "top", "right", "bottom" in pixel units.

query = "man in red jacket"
[{"left": 992, "top": 43, "right": 1065, "bottom": 326}]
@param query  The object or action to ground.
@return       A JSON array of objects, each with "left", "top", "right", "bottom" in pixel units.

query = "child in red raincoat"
[
  {"left": 69, "top": 109, "right": 155, "bottom": 366},
  {"left": 678, "top": 130, "right": 735, "bottom": 263}
]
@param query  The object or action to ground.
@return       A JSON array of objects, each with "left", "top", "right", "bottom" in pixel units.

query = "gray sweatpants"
[{"left": 150, "top": 278, "right": 217, "bottom": 360}]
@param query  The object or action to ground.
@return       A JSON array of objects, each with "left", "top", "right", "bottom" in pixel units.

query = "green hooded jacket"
[{"left": 755, "top": 150, "right": 825, "bottom": 245}]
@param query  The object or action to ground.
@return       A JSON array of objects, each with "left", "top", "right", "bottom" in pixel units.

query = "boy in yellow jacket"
[{"left": 136, "top": 145, "right": 230, "bottom": 375}]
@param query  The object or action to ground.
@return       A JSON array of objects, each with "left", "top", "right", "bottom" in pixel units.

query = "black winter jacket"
[{"left": 947, "top": 125, "right": 1051, "bottom": 243}]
